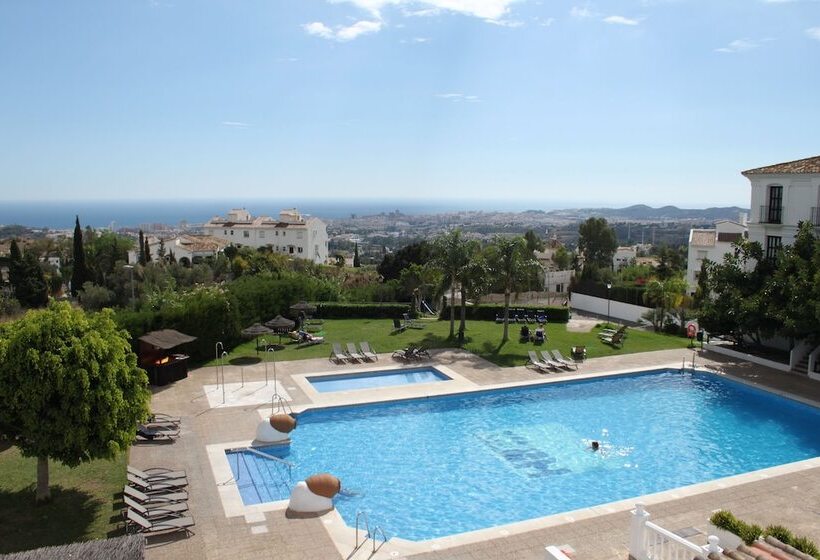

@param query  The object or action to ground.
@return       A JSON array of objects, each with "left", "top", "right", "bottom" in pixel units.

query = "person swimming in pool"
[{"left": 590, "top": 440, "right": 600, "bottom": 451}]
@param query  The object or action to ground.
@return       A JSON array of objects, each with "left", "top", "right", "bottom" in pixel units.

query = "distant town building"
[
  {"left": 742, "top": 155, "right": 820, "bottom": 261},
  {"left": 686, "top": 218, "right": 748, "bottom": 295},
  {"left": 612, "top": 246, "right": 637, "bottom": 270},
  {"left": 203, "top": 209, "right": 329, "bottom": 264},
  {"left": 131, "top": 234, "right": 228, "bottom": 264}
]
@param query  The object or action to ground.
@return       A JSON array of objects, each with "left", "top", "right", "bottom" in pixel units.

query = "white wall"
[
  {"left": 746, "top": 173, "right": 820, "bottom": 249},
  {"left": 570, "top": 292, "right": 651, "bottom": 323}
]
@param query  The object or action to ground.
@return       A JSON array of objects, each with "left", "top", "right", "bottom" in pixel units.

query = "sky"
[{"left": 0, "top": 0, "right": 819, "bottom": 209}]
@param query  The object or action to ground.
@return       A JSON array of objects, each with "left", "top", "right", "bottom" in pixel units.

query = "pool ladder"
[{"left": 348, "top": 511, "right": 387, "bottom": 559}]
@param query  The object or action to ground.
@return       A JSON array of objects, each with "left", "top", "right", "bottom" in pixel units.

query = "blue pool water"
[
  {"left": 307, "top": 367, "right": 450, "bottom": 393},
  {"left": 226, "top": 370, "right": 820, "bottom": 541}
]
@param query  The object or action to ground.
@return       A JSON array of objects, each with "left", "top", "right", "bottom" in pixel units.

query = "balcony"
[{"left": 759, "top": 205, "right": 782, "bottom": 224}]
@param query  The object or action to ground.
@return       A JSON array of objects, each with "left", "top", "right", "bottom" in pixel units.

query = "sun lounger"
[
  {"left": 128, "top": 473, "right": 188, "bottom": 493},
  {"left": 126, "top": 509, "right": 195, "bottom": 537},
  {"left": 124, "top": 495, "right": 189, "bottom": 519},
  {"left": 601, "top": 332, "right": 624, "bottom": 348},
  {"left": 392, "top": 347, "right": 413, "bottom": 360},
  {"left": 543, "top": 351, "right": 573, "bottom": 370},
  {"left": 148, "top": 413, "right": 181, "bottom": 425},
  {"left": 403, "top": 313, "right": 425, "bottom": 329},
  {"left": 391, "top": 318, "right": 407, "bottom": 333},
  {"left": 412, "top": 346, "right": 430, "bottom": 359},
  {"left": 330, "top": 343, "right": 349, "bottom": 363},
  {"left": 346, "top": 342, "right": 366, "bottom": 361},
  {"left": 550, "top": 349, "right": 578, "bottom": 370},
  {"left": 136, "top": 425, "right": 180, "bottom": 442},
  {"left": 599, "top": 325, "right": 627, "bottom": 339},
  {"left": 359, "top": 342, "right": 378, "bottom": 361},
  {"left": 527, "top": 351, "right": 556, "bottom": 373},
  {"left": 128, "top": 466, "right": 187, "bottom": 482},
  {"left": 124, "top": 485, "right": 188, "bottom": 505}
]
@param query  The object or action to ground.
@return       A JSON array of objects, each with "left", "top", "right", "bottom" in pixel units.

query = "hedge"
[
  {"left": 314, "top": 302, "right": 413, "bottom": 319},
  {"left": 439, "top": 304, "right": 570, "bottom": 323},
  {"left": 572, "top": 279, "right": 647, "bottom": 307}
]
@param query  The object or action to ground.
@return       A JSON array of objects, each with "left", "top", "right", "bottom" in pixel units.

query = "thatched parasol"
[
  {"left": 242, "top": 323, "right": 274, "bottom": 354},
  {"left": 265, "top": 315, "right": 296, "bottom": 345},
  {"left": 289, "top": 301, "right": 316, "bottom": 315}
]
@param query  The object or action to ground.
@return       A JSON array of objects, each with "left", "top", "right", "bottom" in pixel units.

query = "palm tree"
[
  {"left": 432, "top": 230, "right": 470, "bottom": 339},
  {"left": 456, "top": 243, "right": 489, "bottom": 342},
  {"left": 643, "top": 276, "right": 687, "bottom": 332},
  {"left": 487, "top": 236, "right": 538, "bottom": 342}
]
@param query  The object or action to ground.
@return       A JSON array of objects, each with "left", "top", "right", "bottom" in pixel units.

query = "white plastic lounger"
[
  {"left": 527, "top": 351, "right": 556, "bottom": 373},
  {"left": 346, "top": 342, "right": 366, "bottom": 361},
  {"left": 542, "top": 351, "right": 572, "bottom": 371},
  {"left": 330, "top": 343, "right": 349, "bottom": 363},
  {"left": 359, "top": 342, "right": 378, "bottom": 361},
  {"left": 124, "top": 495, "right": 189, "bottom": 519},
  {"left": 128, "top": 466, "right": 187, "bottom": 482},
  {"left": 126, "top": 509, "right": 195, "bottom": 537},
  {"left": 550, "top": 349, "right": 578, "bottom": 370},
  {"left": 124, "top": 485, "right": 188, "bottom": 505},
  {"left": 127, "top": 473, "right": 188, "bottom": 493}
]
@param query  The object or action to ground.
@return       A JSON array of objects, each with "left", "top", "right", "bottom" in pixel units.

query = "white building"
[
  {"left": 128, "top": 235, "right": 227, "bottom": 264},
  {"left": 742, "top": 155, "right": 820, "bottom": 261},
  {"left": 612, "top": 246, "right": 637, "bottom": 270},
  {"left": 686, "top": 219, "right": 747, "bottom": 295},
  {"left": 202, "top": 209, "right": 329, "bottom": 264}
]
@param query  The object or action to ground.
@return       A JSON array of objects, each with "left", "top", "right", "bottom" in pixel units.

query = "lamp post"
[
  {"left": 606, "top": 282, "right": 612, "bottom": 327},
  {"left": 123, "top": 264, "right": 135, "bottom": 307}
]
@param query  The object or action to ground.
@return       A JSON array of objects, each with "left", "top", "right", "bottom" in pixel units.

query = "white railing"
[{"left": 630, "top": 503, "right": 721, "bottom": 560}]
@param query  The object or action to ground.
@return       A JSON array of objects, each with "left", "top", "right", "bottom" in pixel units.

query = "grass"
[
  {"left": 0, "top": 443, "right": 126, "bottom": 554},
  {"left": 204, "top": 318, "right": 692, "bottom": 368}
]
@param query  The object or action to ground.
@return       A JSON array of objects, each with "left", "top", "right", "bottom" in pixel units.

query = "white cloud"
[
  {"left": 534, "top": 16, "right": 555, "bottom": 26},
  {"left": 603, "top": 15, "right": 640, "bottom": 25},
  {"left": 303, "top": 19, "right": 382, "bottom": 41},
  {"left": 487, "top": 18, "right": 524, "bottom": 27},
  {"left": 807, "top": 27, "right": 820, "bottom": 40},
  {"left": 221, "top": 121, "right": 250, "bottom": 128},
  {"left": 435, "top": 93, "right": 480, "bottom": 102},
  {"left": 714, "top": 39, "right": 757, "bottom": 53},
  {"left": 329, "top": 0, "right": 519, "bottom": 22}
]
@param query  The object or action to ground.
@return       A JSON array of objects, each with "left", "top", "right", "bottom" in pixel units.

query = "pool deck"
[{"left": 135, "top": 346, "right": 820, "bottom": 560}]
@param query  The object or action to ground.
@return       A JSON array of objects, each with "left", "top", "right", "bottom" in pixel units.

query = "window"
[
  {"left": 282, "top": 231, "right": 286, "bottom": 237},
  {"left": 766, "top": 235, "right": 782, "bottom": 261},
  {"left": 275, "top": 231, "right": 279, "bottom": 236},
  {"left": 289, "top": 246, "right": 294, "bottom": 254},
  {"left": 298, "top": 247, "right": 303, "bottom": 253},
  {"left": 259, "top": 230, "right": 265, "bottom": 239},
  {"left": 243, "top": 230, "right": 249, "bottom": 238},
  {"left": 766, "top": 185, "right": 783, "bottom": 223},
  {"left": 555, "top": 283, "right": 564, "bottom": 293},
  {"left": 230, "top": 230, "right": 234, "bottom": 235},
  {"left": 223, "top": 229, "right": 227, "bottom": 235}
]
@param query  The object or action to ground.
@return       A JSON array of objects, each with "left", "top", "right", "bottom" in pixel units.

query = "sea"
[{"left": 0, "top": 198, "right": 578, "bottom": 230}]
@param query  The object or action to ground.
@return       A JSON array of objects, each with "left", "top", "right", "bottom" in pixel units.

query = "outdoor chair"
[
  {"left": 601, "top": 331, "right": 624, "bottom": 348},
  {"left": 359, "top": 342, "right": 378, "bottom": 361},
  {"left": 136, "top": 425, "right": 179, "bottom": 442},
  {"left": 519, "top": 325, "right": 531, "bottom": 342},
  {"left": 571, "top": 346, "right": 587, "bottom": 361},
  {"left": 391, "top": 318, "right": 407, "bottom": 333},
  {"left": 124, "top": 495, "right": 189, "bottom": 520},
  {"left": 403, "top": 313, "right": 425, "bottom": 329},
  {"left": 550, "top": 349, "right": 577, "bottom": 370},
  {"left": 330, "top": 343, "right": 350, "bottom": 363},
  {"left": 127, "top": 473, "right": 188, "bottom": 494},
  {"left": 346, "top": 342, "right": 366, "bottom": 361},
  {"left": 124, "top": 485, "right": 188, "bottom": 505},
  {"left": 392, "top": 347, "right": 413, "bottom": 360},
  {"left": 527, "top": 350, "right": 556, "bottom": 373},
  {"left": 543, "top": 350, "right": 573, "bottom": 370},
  {"left": 412, "top": 346, "right": 430, "bottom": 360},
  {"left": 533, "top": 328, "right": 545, "bottom": 344},
  {"left": 126, "top": 509, "right": 195, "bottom": 537},
  {"left": 599, "top": 325, "right": 627, "bottom": 339},
  {"left": 147, "top": 412, "right": 181, "bottom": 425},
  {"left": 127, "top": 466, "right": 187, "bottom": 482}
]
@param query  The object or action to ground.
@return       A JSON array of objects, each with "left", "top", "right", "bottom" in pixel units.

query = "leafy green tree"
[
  {"left": 78, "top": 281, "right": 115, "bottom": 311},
  {"left": 654, "top": 244, "right": 687, "bottom": 281},
  {"left": 487, "top": 236, "right": 538, "bottom": 342},
  {"left": 643, "top": 275, "right": 687, "bottom": 332},
  {"left": 353, "top": 243, "right": 361, "bottom": 268},
  {"left": 86, "top": 231, "right": 132, "bottom": 285},
  {"left": 8, "top": 239, "right": 24, "bottom": 294},
  {"left": 399, "top": 263, "right": 442, "bottom": 314},
  {"left": 70, "top": 216, "right": 87, "bottom": 296},
  {"left": 578, "top": 217, "right": 618, "bottom": 273},
  {"left": 377, "top": 241, "right": 431, "bottom": 281},
  {"left": 458, "top": 250, "right": 491, "bottom": 341},
  {"left": 0, "top": 302, "right": 150, "bottom": 501},
  {"left": 432, "top": 230, "right": 470, "bottom": 339},
  {"left": 523, "top": 230, "right": 545, "bottom": 254},
  {"left": 552, "top": 245, "right": 572, "bottom": 270}
]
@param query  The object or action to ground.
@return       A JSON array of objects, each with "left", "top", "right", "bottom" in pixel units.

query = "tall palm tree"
[
  {"left": 456, "top": 243, "right": 489, "bottom": 342},
  {"left": 432, "top": 230, "right": 470, "bottom": 339},
  {"left": 487, "top": 236, "right": 538, "bottom": 342}
]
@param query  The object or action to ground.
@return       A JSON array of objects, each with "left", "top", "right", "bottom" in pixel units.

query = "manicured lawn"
[
  {"left": 204, "top": 318, "right": 692, "bottom": 368},
  {"left": 0, "top": 444, "right": 126, "bottom": 554}
]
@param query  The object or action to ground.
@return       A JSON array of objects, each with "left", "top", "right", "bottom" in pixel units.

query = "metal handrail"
[
  {"left": 352, "top": 511, "right": 370, "bottom": 556},
  {"left": 370, "top": 525, "right": 388, "bottom": 553},
  {"left": 271, "top": 394, "right": 293, "bottom": 415},
  {"left": 239, "top": 450, "right": 263, "bottom": 504}
]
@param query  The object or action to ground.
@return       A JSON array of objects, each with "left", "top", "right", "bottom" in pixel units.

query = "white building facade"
[
  {"left": 742, "top": 155, "right": 820, "bottom": 261},
  {"left": 202, "top": 209, "right": 329, "bottom": 264},
  {"left": 686, "top": 219, "right": 747, "bottom": 295},
  {"left": 612, "top": 246, "right": 637, "bottom": 270}
]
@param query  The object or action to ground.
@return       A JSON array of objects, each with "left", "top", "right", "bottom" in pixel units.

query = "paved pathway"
[{"left": 134, "top": 346, "right": 820, "bottom": 560}]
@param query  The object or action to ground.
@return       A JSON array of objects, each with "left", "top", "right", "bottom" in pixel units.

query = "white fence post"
[{"left": 629, "top": 503, "right": 650, "bottom": 560}]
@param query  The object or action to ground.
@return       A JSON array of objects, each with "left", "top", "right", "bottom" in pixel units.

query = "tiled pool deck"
[{"left": 135, "top": 346, "right": 820, "bottom": 560}]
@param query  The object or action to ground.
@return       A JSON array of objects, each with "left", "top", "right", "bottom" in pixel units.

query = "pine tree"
[
  {"left": 8, "top": 239, "right": 24, "bottom": 295},
  {"left": 353, "top": 243, "right": 361, "bottom": 268},
  {"left": 157, "top": 238, "right": 166, "bottom": 261},
  {"left": 144, "top": 238, "right": 152, "bottom": 263},
  {"left": 70, "top": 216, "right": 87, "bottom": 297},
  {"left": 16, "top": 252, "right": 49, "bottom": 308},
  {"left": 138, "top": 230, "right": 146, "bottom": 265}
]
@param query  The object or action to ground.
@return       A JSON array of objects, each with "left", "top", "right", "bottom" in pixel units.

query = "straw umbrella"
[
  {"left": 265, "top": 315, "right": 296, "bottom": 345},
  {"left": 241, "top": 323, "right": 273, "bottom": 355}
]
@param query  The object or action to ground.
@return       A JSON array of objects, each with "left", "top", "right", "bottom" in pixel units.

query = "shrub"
[
  {"left": 78, "top": 281, "right": 115, "bottom": 311},
  {"left": 710, "top": 510, "right": 738, "bottom": 532},
  {"left": 790, "top": 536, "right": 820, "bottom": 558},
  {"left": 764, "top": 525, "right": 794, "bottom": 544},
  {"left": 438, "top": 304, "right": 570, "bottom": 323},
  {"left": 764, "top": 525, "right": 819, "bottom": 558},
  {"left": 740, "top": 524, "right": 763, "bottom": 545},
  {"left": 315, "top": 302, "right": 412, "bottom": 319}
]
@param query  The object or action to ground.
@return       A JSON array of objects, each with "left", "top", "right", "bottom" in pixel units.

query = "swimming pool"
[
  {"left": 307, "top": 367, "right": 450, "bottom": 393},
  {"left": 226, "top": 369, "right": 820, "bottom": 541}
]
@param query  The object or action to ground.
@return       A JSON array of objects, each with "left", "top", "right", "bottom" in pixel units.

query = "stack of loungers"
[{"left": 124, "top": 466, "right": 195, "bottom": 537}]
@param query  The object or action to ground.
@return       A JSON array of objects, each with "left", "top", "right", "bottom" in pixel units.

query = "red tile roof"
[{"left": 742, "top": 155, "right": 820, "bottom": 175}]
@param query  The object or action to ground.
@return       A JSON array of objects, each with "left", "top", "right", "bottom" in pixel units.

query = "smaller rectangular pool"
[{"left": 307, "top": 367, "right": 450, "bottom": 393}]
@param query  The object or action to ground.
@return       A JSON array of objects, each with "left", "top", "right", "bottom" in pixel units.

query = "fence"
[
  {"left": 570, "top": 292, "right": 651, "bottom": 324},
  {"left": 629, "top": 503, "right": 722, "bottom": 560}
]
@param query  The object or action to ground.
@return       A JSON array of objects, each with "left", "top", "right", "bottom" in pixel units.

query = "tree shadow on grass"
[
  {"left": 0, "top": 486, "right": 102, "bottom": 554},
  {"left": 228, "top": 356, "right": 262, "bottom": 366}
]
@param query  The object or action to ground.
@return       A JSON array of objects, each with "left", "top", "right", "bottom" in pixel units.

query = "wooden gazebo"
[{"left": 138, "top": 329, "right": 197, "bottom": 386}]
